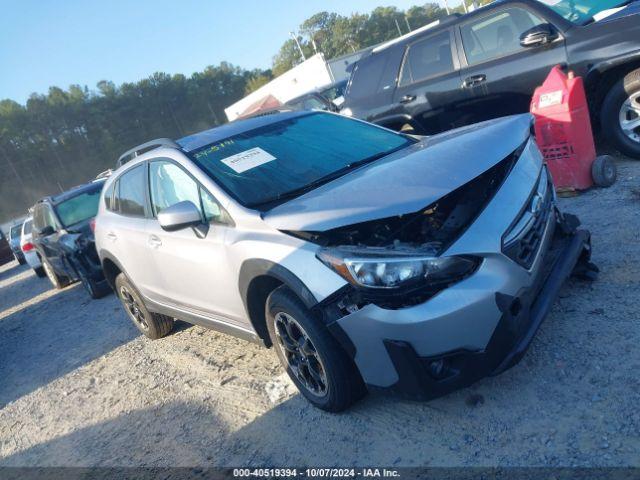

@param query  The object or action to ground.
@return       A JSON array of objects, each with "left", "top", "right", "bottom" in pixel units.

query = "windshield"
[
  {"left": 188, "top": 112, "right": 415, "bottom": 207},
  {"left": 9, "top": 224, "right": 22, "bottom": 240},
  {"left": 55, "top": 185, "right": 103, "bottom": 228},
  {"left": 538, "top": 0, "right": 627, "bottom": 24}
]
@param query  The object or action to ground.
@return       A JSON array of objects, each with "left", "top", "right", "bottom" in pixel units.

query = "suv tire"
[
  {"left": 34, "top": 266, "right": 46, "bottom": 278},
  {"left": 42, "top": 258, "right": 71, "bottom": 289},
  {"left": 115, "top": 273, "right": 174, "bottom": 339},
  {"left": 601, "top": 68, "right": 640, "bottom": 158},
  {"left": 266, "top": 286, "right": 366, "bottom": 412}
]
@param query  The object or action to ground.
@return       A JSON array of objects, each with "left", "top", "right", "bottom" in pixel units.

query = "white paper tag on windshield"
[
  {"left": 538, "top": 90, "right": 563, "bottom": 109},
  {"left": 220, "top": 147, "right": 275, "bottom": 173}
]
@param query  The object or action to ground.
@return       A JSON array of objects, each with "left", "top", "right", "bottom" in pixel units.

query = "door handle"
[
  {"left": 106, "top": 232, "right": 117, "bottom": 242},
  {"left": 462, "top": 74, "right": 487, "bottom": 88},
  {"left": 148, "top": 235, "right": 162, "bottom": 249},
  {"left": 399, "top": 94, "right": 416, "bottom": 104}
]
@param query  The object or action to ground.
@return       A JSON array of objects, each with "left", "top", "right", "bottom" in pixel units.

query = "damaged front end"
[{"left": 286, "top": 144, "right": 523, "bottom": 309}]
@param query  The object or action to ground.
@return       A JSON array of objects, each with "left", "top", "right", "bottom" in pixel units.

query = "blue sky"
[{"left": 0, "top": 0, "right": 452, "bottom": 104}]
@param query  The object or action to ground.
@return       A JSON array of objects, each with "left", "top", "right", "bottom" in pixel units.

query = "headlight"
[{"left": 317, "top": 247, "right": 479, "bottom": 290}]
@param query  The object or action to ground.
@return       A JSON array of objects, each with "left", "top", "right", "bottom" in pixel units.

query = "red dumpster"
[{"left": 531, "top": 65, "right": 616, "bottom": 190}]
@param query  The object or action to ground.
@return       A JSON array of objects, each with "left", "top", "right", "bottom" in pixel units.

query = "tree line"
[{"left": 0, "top": 3, "right": 450, "bottom": 223}]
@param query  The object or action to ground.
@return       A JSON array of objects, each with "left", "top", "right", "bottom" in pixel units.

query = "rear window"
[
  {"left": 188, "top": 112, "right": 414, "bottom": 207},
  {"left": 55, "top": 184, "right": 103, "bottom": 228},
  {"left": 23, "top": 220, "right": 33, "bottom": 235},
  {"left": 347, "top": 48, "right": 404, "bottom": 100}
]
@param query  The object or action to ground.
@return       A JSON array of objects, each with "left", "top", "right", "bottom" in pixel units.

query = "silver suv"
[{"left": 95, "top": 111, "right": 595, "bottom": 412}]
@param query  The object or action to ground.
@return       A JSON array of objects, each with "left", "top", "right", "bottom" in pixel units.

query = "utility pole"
[
  {"left": 394, "top": 18, "right": 403, "bottom": 36},
  {"left": 462, "top": 0, "right": 469, "bottom": 13},
  {"left": 309, "top": 31, "right": 318, "bottom": 54},
  {"left": 290, "top": 32, "right": 306, "bottom": 61},
  {"left": 404, "top": 16, "right": 412, "bottom": 31},
  {"left": 443, "top": 0, "right": 451, "bottom": 14}
]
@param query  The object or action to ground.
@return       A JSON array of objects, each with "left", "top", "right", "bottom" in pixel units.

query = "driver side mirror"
[
  {"left": 158, "top": 201, "right": 203, "bottom": 232},
  {"left": 520, "top": 24, "right": 558, "bottom": 48}
]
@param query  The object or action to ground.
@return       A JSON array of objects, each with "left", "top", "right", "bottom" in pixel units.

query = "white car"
[{"left": 20, "top": 216, "right": 45, "bottom": 278}]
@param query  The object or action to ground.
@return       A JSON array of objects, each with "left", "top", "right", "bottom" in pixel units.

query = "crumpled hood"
[{"left": 262, "top": 114, "right": 532, "bottom": 232}]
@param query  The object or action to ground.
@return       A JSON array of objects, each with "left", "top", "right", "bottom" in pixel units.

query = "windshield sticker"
[
  {"left": 220, "top": 147, "right": 276, "bottom": 173},
  {"left": 193, "top": 139, "right": 235, "bottom": 160}
]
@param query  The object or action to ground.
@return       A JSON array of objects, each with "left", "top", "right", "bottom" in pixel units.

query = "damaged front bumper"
[{"left": 326, "top": 211, "right": 595, "bottom": 400}]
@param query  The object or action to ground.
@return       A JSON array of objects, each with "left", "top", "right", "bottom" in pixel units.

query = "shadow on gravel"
[
  {"left": 0, "top": 402, "right": 227, "bottom": 467},
  {"left": 0, "top": 280, "right": 132, "bottom": 408},
  {"left": 0, "top": 261, "right": 23, "bottom": 283},
  {"left": 0, "top": 265, "right": 52, "bottom": 315}
]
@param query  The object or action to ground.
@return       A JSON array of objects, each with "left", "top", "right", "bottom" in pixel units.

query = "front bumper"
[{"left": 328, "top": 213, "right": 594, "bottom": 400}]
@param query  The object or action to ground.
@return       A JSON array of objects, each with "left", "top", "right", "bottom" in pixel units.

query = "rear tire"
[
  {"left": 34, "top": 266, "right": 46, "bottom": 278},
  {"left": 16, "top": 256, "right": 26, "bottom": 265},
  {"left": 601, "top": 68, "right": 640, "bottom": 158},
  {"left": 115, "top": 273, "right": 173, "bottom": 339},
  {"left": 42, "top": 258, "right": 70, "bottom": 289},
  {"left": 591, "top": 154, "right": 617, "bottom": 187},
  {"left": 266, "top": 286, "right": 366, "bottom": 412}
]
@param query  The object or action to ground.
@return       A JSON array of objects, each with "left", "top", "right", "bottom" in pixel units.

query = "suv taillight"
[
  {"left": 22, "top": 242, "right": 34, "bottom": 252},
  {"left": 89, "top": 218, "right": 96, "bottom": 232}
]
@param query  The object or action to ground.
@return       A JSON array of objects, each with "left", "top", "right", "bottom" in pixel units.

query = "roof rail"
[{"left": 117, "top": 138, "right": 180, "bottom": 168}]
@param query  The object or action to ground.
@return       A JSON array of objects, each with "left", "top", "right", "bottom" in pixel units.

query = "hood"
[{"left": 263, "top": 114, "right": 532, "bottom": 232}]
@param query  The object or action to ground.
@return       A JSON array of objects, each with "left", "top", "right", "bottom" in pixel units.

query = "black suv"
[
  {"left": 342, "top": 0, "right": 640, "bottom": 157},
  {"left": 32, "top": 180, "right": 111, "bottom": 299}
]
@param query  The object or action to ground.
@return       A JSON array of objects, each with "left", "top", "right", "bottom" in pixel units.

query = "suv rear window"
[
  {"left": 347, "top": 48, "right": 403, "bottom": 100},
  {"left": 9, "top": 224, "right": 22, "bottom": 240}
]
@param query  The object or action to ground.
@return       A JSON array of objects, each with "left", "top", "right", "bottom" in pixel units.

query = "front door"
[
  {"left": 145, "top": 159, "right": 243, "bottom": 325},
  {"left": 456, "top": 5, "right": 568, "bottom": 123}
]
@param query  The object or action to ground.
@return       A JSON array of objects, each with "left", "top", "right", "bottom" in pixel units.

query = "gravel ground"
[{"left": 0, "top": 156, "right": 638, "bottom": 468}]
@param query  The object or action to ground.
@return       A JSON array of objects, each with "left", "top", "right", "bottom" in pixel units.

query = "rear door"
[
  {"left": 343, "top": 46, "right": 406, "bottom": 126},
  {"left": 393, "top": 28, "right": 465, "bottom": 134},
  {"left": 104, "top": 164, "right": 157, "bottom": 298},
  {"left": 455, "top": 5, "right": 568, "bottom": 122}
]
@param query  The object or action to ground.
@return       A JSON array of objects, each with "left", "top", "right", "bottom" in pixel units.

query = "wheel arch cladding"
[
  {"left": 101, "top": 255, "right": 123, "bottom": 290},
  {"left": 239, "top": 259, "right": 319, "bottom": 347},
  {"left": 586, "top": 60, "right": 640, "bottom": 116}
]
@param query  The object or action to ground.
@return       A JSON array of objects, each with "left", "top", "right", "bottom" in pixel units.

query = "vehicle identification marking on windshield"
[
  {"left": 538, "top": 90, "right": 563, "bottom": 108},
  {"left": 220, "top": 147, "right": 276, "bottom": 173},
  {"left": 193, "top": 139, "right": 235, "bottom": 160}
]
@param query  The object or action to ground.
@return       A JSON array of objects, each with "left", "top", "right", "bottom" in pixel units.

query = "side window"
[
  {"left": 117, "top": 165, "right": 146, "bottom": 217},
  {"left": 43, "top": 206, "right": 57, "bottom": 230},
  {"left": 149, "top": 161, "right": 201, "bottom": 216},
  {"left": 347, "top": 48, "right": 403, "bottom": 100},
  {"left": 461, "top": 7, "right": 547, "bottom": 66},
  {"left": 400, "top": 31, "right": 454, "bottom": 86},
  {"left": 200, "top": 187, "right": 229, "bottom": 225},
  {"left": 33, "top": 205, "right": 44, "bottom": 231}
]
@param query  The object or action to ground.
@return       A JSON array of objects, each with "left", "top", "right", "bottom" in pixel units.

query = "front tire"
[
  {"left": 115, "top": 273, "right": 173, "bottom": 339},
  {"left": 266, "top": 286, "right": 366, "bottom": 412},
  {"left": 80, "top": 273, "right": 112, "bottom": 299},
  {"left": 601, "top": 69, "right": 640, "bottom": 158}
]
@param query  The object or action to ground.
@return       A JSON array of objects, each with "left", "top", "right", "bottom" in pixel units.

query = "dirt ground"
[{"left": 0, "top": 157, "right": 638, "bottom": 468}]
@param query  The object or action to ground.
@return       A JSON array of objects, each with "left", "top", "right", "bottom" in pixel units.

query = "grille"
[{"left": 503, "top": 167, "right": 553, "bottom": 269}]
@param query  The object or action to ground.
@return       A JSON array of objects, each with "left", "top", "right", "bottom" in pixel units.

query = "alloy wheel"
[
  {"left": 119, "top": 285, "right": 149, "bottom": 330},
  {"left": 274, "top": 312, "right": 328, "bottom": 397},
  {"left": 619, "top": 91, "right": 640, "bottom": 143}
]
